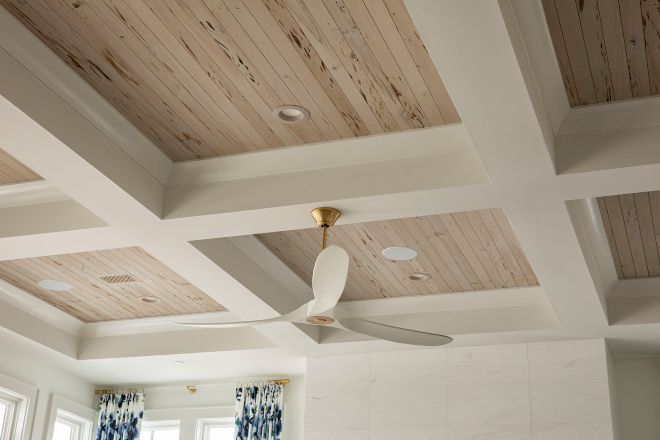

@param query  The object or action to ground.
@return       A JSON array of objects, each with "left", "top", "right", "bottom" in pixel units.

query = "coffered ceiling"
[
  {"left": 4, "top": 0, "right": 660, "bottom": 368},
  {"left": 543, "top": 0, "right": 660, "bottom": 106},
  {"left": 0, "top": 148, "right": 40, "bottom": 185},
  {"left": 0, "top": 247, "right": 225, "bottom": 322},
  {"left": 257, "top": 209, "right": 538, "bottom": 301},
  {"left": 598, "top": 191, "right": 660, "bottom": 280},
  {"left": 1, "top": 0, "right": 459, "bottom": 161}
]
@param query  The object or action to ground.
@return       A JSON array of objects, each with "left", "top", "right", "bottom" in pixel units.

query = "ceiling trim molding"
[
  {"left": 79, "top": 310, "right": 234, "bottom": 338},
  {"left": 0, "top": 180, "right": 68, "bottom": 209},
  {"left": 558, "top": 95, "right": 660, "bottom": 136},
  {"left": 508, "top": 0, "right": 569, "bottom": 134},
  {"left": 0, "top": 6, "right": 172, "bottom": 185},
  {"left": 338, "top": 286, "right": 548, "bottom": 317},
  {"left": 0, "top": 279, "right": 83, "bottom": 335},
  {"left": 167, "top": 124, "right": 472, "bottom": 186}
]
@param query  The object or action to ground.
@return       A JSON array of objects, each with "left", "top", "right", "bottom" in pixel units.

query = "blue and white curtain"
[
  {"left": 95, "top": 392, "right": 145, "bottom": 440},
  {"left": 234, "top": 384, "right": 283, "bottom": 440}
]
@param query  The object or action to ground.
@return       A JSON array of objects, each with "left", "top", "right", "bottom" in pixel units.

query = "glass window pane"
[
  {"left": 139, "top": 431, "right": 152, "bottom": 440},
  {"left": 152, "top": 429, "right": 179, "bottom": 440},
  {"left": 52, "top": 420, "right": 73, "bottom": 440},
  {"left": 208, "top": 426, "right": 234, "bottom": 440}
]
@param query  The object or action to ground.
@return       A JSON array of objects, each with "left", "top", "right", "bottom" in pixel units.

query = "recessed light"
[
  {"left": 140, "top": 296, "right": 161, "bottom": 304},
  {"left": 174, "top": 360, "right": 185, "bottom": 365},
  {"left": 38, "top": 279, "right": 72, "bottom": 292},
  {"left": 409, "top": 272, "right": 431, "bottom": 281},
  {"left": 273, "top": 105, "right": 309, "bottom": 124},
  {"left": 382, "top": 246, "right": 418, "bottom": 261}
]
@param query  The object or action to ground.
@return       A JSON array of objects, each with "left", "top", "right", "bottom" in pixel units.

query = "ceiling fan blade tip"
[{"left": 338, "top": 318, "right": 453, "bottom": 346}]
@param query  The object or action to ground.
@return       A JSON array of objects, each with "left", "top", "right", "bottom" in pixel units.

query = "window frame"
[
  {"left": 139, "top": 420, "right": 181, "bottom": 440},
  {"left": 195, "top": 418, "right": 234, "bottom": 440},
  {"left": 0, "top": 373, "right": 37, "bottom": 440},
  {"left": 46, "top": 395, "right": 95, "bottom": 440}
]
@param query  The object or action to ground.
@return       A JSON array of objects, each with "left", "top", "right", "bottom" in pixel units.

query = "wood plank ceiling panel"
[
  {"left": 598, "top": 191, "right": 660, "bottom": 279},
  {"left": 1, "top": 0, "right": 460, "bottom": 161},
  {"left": 257, "top": 209, "right": 539, "bottom": 301},
  {"left": 0, "top": 247, "right": 225, "bottom": 322},
  {"left": 0, "top": 148, "right": 41, "bottom": 185},
  {"left": 543, "top": 0, "right": 660, "bottom": 106}
]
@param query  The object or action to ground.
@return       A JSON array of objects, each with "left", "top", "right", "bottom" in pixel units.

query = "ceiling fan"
[{"left": 177, "top": 208, "right": 452, "bottom": 346}]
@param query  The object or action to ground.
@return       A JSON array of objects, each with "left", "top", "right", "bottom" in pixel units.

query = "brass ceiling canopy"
[
  {"left": 311, "top": 207, "right": 341, "bottom": 250},
  {"left": 311, "top": 207, "right": 341, "bottom": 228}
]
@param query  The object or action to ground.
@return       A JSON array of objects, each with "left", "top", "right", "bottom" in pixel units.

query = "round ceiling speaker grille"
[
  {"left": 382, "top": 246, "right": 418, "bottom": 261},
  {"left": 38, "top": 279, "right": 72, "bottom": 292}
]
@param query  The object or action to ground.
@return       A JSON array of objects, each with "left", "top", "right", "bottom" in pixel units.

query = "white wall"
[
  {"left": 139, "top": 376, "right": 305, "bottom": 440},
  {"left": 614, "top": 357, "right": 660, "bottom": 440},
  {"left": 0, "top": 343, "right": 95, "bottom": 440},
  {"left": 304, "top": 339, "right": 616, "bottom": 440}
]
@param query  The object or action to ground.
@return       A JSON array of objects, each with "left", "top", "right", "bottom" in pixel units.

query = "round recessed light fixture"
[
  {"left": 382, "top": 246, "right": 418, "bottom": 261},
  {"left": 409, "top": 272, "right": 431, "bottom": 282},
  {"left": 38, "top": 279, "right": 72, "bottom": 292},
  {"left": 140, "top": 296, "right": 161, "bottom": 304},
  {"left": 273, "top": 105, "right": 310, "bottom": 124}
]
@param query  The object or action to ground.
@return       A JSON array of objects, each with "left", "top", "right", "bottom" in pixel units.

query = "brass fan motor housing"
[{"left": 306, "top": 315, "right": 336, "bottom": 325}]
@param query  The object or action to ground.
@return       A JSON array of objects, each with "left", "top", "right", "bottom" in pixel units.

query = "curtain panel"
[
  {"left": 235, "top": 384, "right": 283, "bottom": 440},
  {"left": 95, "top": 392, "right": 145, "bottom": 440}
]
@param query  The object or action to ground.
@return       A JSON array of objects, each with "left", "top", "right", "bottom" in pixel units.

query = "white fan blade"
[
  {"left": 308, "top": 245, "right": 349, "bottom": 316},
  {"left": 176, "top": 303, "right": 308, "bottom": 328},
  {"left": 338, "top": 318, "right": 452, "bottom": 346}
]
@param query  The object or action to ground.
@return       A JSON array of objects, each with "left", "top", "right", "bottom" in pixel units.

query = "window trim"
[
  {"left": 0, "top": 373, "right": 37, "bottom": 440},
  {"left": 195, "top": 418, "right": 234, "bottom": 440},
  {"left": 140, "top": 420, "right": 181, "bottom": 440},
  {"left": 45, "top": 395, "right": 95, "bottom": 440}
]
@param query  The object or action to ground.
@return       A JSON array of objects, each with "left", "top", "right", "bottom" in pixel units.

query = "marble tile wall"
[{"left": 304, "top": 339, "right": 615, "bottom": 440}]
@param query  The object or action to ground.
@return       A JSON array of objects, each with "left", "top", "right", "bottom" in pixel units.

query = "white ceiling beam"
[
  {"left": 163, "top": 148, "right": 487, "bottom": 221},
  {"left": 407, "top": 0, "right": 609, "bottom": 332},
  {"left": 406, "top": 0, "right": 556, "bottom": 184},
  {"left": 0, "top": 33, "right": 318, "bottom": 352},
  {"left": 168, "top": 124, "right": 471, "bottom": 186},
  {"left": 0, "top": 226, "right": 134, "bottom": 261},
  {"left": 0, "top": 7, "right": 172, "bottom": 185}
]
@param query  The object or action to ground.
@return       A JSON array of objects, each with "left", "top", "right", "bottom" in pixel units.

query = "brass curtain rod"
[
  {"left": 94, "top": 387, "right": 145, "bottom": 395},
  {"left": 237, "top": 379, "right": 290, "bottom": 387}
]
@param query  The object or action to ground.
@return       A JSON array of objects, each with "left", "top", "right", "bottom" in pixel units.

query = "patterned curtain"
[
  {"left": 234, "top": 384, "right": 283, "bottom": 440},
  {"left": 95, "top": 392, "right": 145, "bottom": 440}
]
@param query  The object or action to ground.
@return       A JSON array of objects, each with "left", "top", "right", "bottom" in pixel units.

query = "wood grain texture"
[
  {"left": 543, "top": 0, "right": 660, "bottom": 105},
  {"left": 257, "top": 209, "right": 539, "bottom": 301},
  {"left": 0, "top": 148, "right": 41, "bottom": 185},
  {"left": 1, "top": 0, "right": 459, "bottom": 161},
  {"left": 598, "top": 191, "right": 660, "bottom": 279},
  {"left": 0, "top": 247, "right": 224, "bottom": 322}
]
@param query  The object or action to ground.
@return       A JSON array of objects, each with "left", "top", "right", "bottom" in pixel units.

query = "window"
[
  {"left": 140, "top": 421, "right": 180, "bottom": 440},
  {"left": 0, "top": 387, "right": 30, "bottom": 440},
  {"left": 50, "top": 409, "right": 92, "bottom": 440},
  {"left": 196, "top": 418, "right": 234, "bottom": 440}
]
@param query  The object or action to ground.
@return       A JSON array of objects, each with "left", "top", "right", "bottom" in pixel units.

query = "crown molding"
[
  {"left": 167, "top": 124, "right": 472, "bottom": 186},
  {"left": 0, "top": 6, "right": 172, "bottom": 185},
  {"left": 0, "top": 181, "right": 68, "bottom": 209}
]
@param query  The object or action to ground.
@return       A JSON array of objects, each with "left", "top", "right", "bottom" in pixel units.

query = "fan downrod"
[{"left": 311, "top": 207, "right": 341, "bottom": 250}]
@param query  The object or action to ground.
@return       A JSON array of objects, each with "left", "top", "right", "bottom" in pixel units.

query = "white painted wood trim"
[
  {"left": 168, "top": 124, "right": 472, "bottom": 185},
  {"left": 0, "top": 6, "right": 172, "bottom": 185}
]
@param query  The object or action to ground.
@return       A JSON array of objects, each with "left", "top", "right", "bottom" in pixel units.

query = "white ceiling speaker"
[
  {"left": 177, "top": 208, "right": 452, "bottom": 346},
  {"left": 38, "top": 279, "right": 72, "bottom": 292},
  {"left": 382, "top": 246, "right": 418, "bottom": 261}
]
